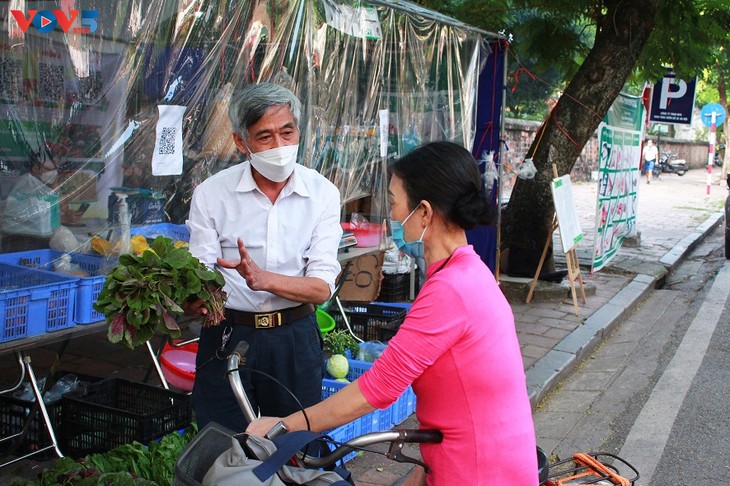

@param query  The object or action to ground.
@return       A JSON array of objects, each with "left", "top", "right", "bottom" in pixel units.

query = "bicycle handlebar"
[
  {"left": 226, "top": 341, "right": 257, "bottom": 423},
  {"left": 225, "top": 340, "right": 442, "bottom": 470},
  {"left": 300, "top": 429, "right": 443, "bottom": 470}
]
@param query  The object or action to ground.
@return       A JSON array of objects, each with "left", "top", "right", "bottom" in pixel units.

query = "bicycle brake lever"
[{"left": 386, "top": 441, "right": 430, "bottom": 473}]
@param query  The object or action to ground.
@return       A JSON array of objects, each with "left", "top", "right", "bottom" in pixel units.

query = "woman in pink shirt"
[{"left": 248, "top": 141, "right": 538, "bottom": 485}]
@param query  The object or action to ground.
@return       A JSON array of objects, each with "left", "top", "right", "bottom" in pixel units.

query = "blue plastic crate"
[
  {"left": 391, "top": 386, "right": 414, "bottom": 425},
  {"left": 0, "top": 264, "right": 77, "bottom": 342},
  {"left": 0, "top": 250, "right": 105, "bottom": 324},
  {"left": 322, "top": 358, "right": 402, "bottom": 431},
  {"left": 405, "top": 386, "right": 417, "bottom": 416},
  {"left": 324, "top": 418, "right": 362, "bottom": 463},
  {"left": 130, "top": 223, "right": 189, "bottom": 242}
]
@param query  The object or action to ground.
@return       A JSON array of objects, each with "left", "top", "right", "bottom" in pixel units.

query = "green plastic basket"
[{"left": 316, "top": 308, "right": 335, "bottom": 334}]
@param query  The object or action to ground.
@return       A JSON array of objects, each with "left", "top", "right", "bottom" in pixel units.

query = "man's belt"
[{"left": 224, "top": 304, "right": 316, "bottom": 329}]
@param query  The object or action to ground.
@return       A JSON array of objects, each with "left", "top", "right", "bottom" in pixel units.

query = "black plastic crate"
[
  {"left": 61, "top": 378, "right": 192, "bottom": 456},
  {"left": 332, "top": 303, "right": 407, "bottom": 341},
  {"left": 0, "top": 372, "right": 99, "bottom": 455},
  {"left": 377, "top": 271, "right": 419, "bottom": 302}
]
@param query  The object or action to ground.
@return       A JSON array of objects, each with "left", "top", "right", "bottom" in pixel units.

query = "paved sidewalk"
[{"left": 0, "top": 169, "right": 726, "bottom": 484}]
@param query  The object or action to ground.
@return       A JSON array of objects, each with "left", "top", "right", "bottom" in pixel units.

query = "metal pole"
[
  {"left": 708, "top": 112, "right": 717, "bottom": 196},
  {"left": 496, "top": 41, "right": 509, "bottom": 280}
]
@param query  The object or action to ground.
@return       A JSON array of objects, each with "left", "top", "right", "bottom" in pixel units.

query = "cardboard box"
[{"left": 337, "top": 250, "right": 384, "bottom": 302}]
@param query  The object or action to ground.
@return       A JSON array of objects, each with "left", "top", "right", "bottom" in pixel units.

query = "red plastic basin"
[{"left": 160, "top": 341, "right": 197, "bottom": 392}]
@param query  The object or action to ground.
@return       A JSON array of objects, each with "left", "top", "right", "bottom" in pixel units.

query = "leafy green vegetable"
[
  {"left": 323, "top": 330, "right": 360, "bottom": 357},
  {"left": 12, "top": 425, "right": 198, "bottom": 486},
  {"left": 94, "top": 236, "right": 227, "bottom": 349}
]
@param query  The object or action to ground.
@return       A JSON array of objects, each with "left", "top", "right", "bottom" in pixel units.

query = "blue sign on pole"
[
  {"left": 700, "top": 103, "right": 726, "bottom": 128},
  {"left": 648, "top": 74, "right": 697, "bottom": 125}
]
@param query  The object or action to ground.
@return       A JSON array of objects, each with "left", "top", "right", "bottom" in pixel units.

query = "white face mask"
[
  {"left": 39, "top": 169, "right": 58, "bottom": 185},
  {"left": 249, "top": 144, "right": 299, "bottom": 182}
]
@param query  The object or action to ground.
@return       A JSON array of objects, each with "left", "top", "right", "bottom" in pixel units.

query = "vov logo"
[{"left": 10, "top": 9, "right": 98, "bottom": 34}]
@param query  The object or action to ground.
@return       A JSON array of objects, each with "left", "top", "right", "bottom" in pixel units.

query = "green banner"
[
  {"left": 592, "top": 93, "right": 643, "bottom": 272},
  {"left": 603, "top": 93, "right": 644, "bottom": 131}
]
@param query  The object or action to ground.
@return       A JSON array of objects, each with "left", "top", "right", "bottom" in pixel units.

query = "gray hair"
[{"left": 228, "top": 82, "right": 302, "bottom": 142}]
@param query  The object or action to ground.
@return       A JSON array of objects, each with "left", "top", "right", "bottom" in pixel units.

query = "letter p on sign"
[{"left": 659, "top": 77, "right": 687, "bottom": 109}]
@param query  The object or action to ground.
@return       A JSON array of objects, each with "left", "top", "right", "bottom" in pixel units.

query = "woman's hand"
[{"left": 246, "top": 416, "right": 285, "bottom": 437}]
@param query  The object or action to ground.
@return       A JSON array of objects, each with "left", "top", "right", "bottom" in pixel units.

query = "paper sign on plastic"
[{"left": 152, "top": 105, "right": 186, "bottom": 176}]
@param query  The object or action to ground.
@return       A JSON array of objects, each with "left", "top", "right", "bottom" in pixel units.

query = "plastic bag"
[
  {"left": 382, "top": 241, "right": 412, "bottom": 275},
  {"left": 349, "top": 212, "right": 370, "bottom": 228},
  {"left": 357, "top": 341, "right": 388, "bottom": 362}
]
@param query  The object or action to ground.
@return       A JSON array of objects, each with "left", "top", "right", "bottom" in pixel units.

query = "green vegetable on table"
[
  {"left": 323, "top": 330, "right": 360, "bottom": 357},
  {"left": 93, "top": 236, "right": 227, "bottom": 349}
]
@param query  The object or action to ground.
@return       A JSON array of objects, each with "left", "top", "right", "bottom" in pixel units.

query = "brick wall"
[{"left": 501, "top": 118, "right": 711, "bottom": 182}]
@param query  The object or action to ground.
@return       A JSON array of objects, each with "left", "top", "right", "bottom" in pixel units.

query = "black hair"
[{"left": 389, "top": 141, "right": 495, "bottom": 230}]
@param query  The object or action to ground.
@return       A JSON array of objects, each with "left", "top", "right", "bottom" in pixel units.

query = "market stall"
[{"left": 0, "top": 0, "right": 506, "bottom": 461}]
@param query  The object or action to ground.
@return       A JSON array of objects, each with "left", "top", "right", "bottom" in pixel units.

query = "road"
[{"left": 534, "top": 225, "right": 730, "bottom": 485}]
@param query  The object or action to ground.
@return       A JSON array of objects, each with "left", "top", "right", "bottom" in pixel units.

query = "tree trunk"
[
  {"left": 501, "top": 0, "right": 659, "bottom": 277},
  {"left": 718, "top": 77, "right": 729, "bottom": 183}
]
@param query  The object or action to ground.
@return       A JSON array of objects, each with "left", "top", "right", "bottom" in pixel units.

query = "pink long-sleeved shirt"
[{"left": 359, "top": 245, "right": 538, "bottom": 485}]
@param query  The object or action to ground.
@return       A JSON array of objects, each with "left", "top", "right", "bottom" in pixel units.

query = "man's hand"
[
  {"left": 217, "top": 238, "right": 270, "bottom": 291},
  {"left": 182, "top": 298, "right": 208, "bottom": 316}
]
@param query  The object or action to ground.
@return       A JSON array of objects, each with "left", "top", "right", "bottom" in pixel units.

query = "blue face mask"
[{"left": 391, "top": 206, "right": 428, "bottom": 259}]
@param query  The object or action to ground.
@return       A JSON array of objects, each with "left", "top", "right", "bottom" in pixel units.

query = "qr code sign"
[
  {"left": 39, "top": 62, "right": 65, "bottom": 102},
  {"left": 158, "top": 127, "right": 177, "bottom": 155},
  {"left": 0, "top": 59, "right": 23, "bottom": 101},
  {"left": 79, "top": 71, "right": 103, "bottom": 101}
]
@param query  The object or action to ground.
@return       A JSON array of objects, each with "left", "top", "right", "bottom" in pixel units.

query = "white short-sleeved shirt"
[
  {"left": 643, "top": 144, "right": 658, "bottom": 161},
  {"left": 186, "top": 161, "right": 342, "bottom": 312}
]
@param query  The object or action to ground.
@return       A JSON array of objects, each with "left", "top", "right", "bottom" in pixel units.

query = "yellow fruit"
[
  {"left": 91, "top": 235, "right": 113, "bottom": 255},
  {"left": 174, "top": 240, "right": 189, "bottom": 249},
  {"left": 131, "top": 235, "right": 149, "bottom": 255}
]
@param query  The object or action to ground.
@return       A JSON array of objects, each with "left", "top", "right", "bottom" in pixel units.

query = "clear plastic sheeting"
[{"left": 0, "top": 0, "right": 499, "bottom": 256}]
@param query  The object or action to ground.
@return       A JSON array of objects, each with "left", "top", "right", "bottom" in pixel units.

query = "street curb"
[
  {"left": 525, "top": 212, "right": 723, "bottom": 409},
  {"left": 659, "top": 212, "right": 723, "bottom": 267}
]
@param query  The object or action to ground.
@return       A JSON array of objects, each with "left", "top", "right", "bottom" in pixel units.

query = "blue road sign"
[{"left": 700, "top": 103, "right": 726, "bottom": 127}]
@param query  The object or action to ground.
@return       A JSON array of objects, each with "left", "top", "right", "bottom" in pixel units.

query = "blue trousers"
[{"left": 192, "top": 312, "right": 324, "bottom": 432}]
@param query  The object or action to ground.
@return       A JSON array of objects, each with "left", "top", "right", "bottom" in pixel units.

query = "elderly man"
[{"left": 185, "top": 82, "right": 342, "bottom": 431}]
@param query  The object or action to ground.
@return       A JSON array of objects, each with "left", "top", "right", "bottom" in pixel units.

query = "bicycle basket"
[
  {"left": 175, "top": 422, "right": 237, "bottom": 486},
  {"left": 175, "top": 423, "right": 352, "bottom": 486}
]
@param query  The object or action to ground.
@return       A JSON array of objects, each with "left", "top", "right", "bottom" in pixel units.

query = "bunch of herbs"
[
  {"left": 94, "top": 236, "right": 226, "bottom": 349},
  {"left": 323, "top": 330, "right": 360, "bottom": 357}
]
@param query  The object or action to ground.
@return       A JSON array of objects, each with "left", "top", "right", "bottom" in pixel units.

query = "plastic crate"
[
  {"left": 0, "top": 396, "right": 62, "bottom": 456},
  {"left": 322, "top": 359, "right": 403, "bottom": 431},
  {"left": 61, "top": 378, "right": 192, "bottom": 456},
  {"left": 0, "top": 250, "right": 105, "bottom": 324},
  {"left": 331, "top": 303, "right": 406, "bottom": 342},
  {"left": 325, "top": 418, "right": 362, "bottom": 463},
  {"left": 0, "top": 264, "right": 77, "bottom": 342},
  {"left": 377, "top": 271, "right": 419, "bottom": 302},
  {"left": 0, "top": 372, "right": 100, "bottom": 455},
  {"left": 130, "top": 223, "right": 190, "bottom": 242}
]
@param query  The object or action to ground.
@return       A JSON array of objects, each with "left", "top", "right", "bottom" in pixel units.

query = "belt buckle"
[{"left": 255, "top": 311, "right": 281, "bottom": 329}]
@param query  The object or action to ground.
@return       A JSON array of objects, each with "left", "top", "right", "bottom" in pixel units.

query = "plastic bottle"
[{"left": 114, "top": 193, "right": 131, "bottom": 255}]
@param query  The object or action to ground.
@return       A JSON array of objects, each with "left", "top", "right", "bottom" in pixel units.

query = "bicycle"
[
  {"left": 174, "top": 341, "right": 636, "bottom": 485},
  {"left": 174, "top": 341, "right": 446, "bottom": 485}
]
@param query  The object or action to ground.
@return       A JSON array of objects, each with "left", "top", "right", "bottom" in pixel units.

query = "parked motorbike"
[
  {"left": 653, "top": 151, "right": 687, "bottom": 177},
  {"left": 714, "top": 143, "right": 725, "bottom": 167}
]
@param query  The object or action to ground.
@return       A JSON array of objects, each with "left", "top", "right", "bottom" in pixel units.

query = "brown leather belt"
[{"left": 224, "top": 304, "right": 316, "bottom": 329}]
